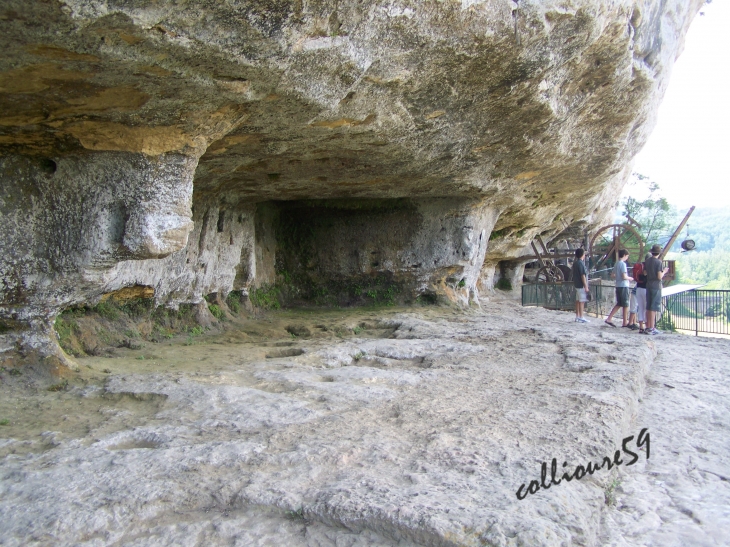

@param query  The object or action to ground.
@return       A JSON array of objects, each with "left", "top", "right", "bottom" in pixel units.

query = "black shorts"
[
  {"left": 646, "top": 288, "right": 662, "bottom": 312},
  {"left": 615, "top": 287, "right": 630, "bottom": 308}
]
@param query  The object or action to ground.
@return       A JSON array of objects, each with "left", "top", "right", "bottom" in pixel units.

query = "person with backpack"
[
  {"left": 625, "top": 259, "right": 644, "bottom": 331},
  {"left": 572, "top": 248, "right": 590, "bottom": 323},
  {"left": 634, "top": 253, "right": 650, "bottom": 333}
]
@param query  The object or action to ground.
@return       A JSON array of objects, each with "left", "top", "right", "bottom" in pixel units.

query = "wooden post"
[
  {"left": 536, "top": 236, "right": 553, "bottom": 266},
  {"left": 660, "top": 206, "right": 695, "bottom": 259},
  {"left": 531, "top": 241, "right": 546, "bottom": 268},
  {"left": 695, "top": 290, "right": 699, "bottom": 337}
]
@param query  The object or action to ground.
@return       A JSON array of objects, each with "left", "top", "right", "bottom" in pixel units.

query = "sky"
[{"left": 626, "top": 0, "right": 730, "bottom": 209}]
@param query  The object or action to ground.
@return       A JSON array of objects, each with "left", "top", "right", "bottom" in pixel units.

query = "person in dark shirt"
[
  {"left": 572, "top": 248, "right": 590, "bottom": 323},
  {"left": 644, "top": 244, "right": 669, "bottom": 335}
]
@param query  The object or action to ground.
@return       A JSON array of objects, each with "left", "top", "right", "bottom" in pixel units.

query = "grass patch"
[
  {"left": 54, "top": 315, "right": 81, "bottom": 356},
  {"left": 47, "top": 379, "right": 68, "bottom": 392},
  {"left": 604, "top": 478, "right": 621, "bottom": 506},
  {"left": 365, "top": 286, "right": 397, "bottom": 306},
  {"left": 489, "top": 228, "right": 510, "bottom": 241},
  {"left": 53, "top": 297, "right": 208, "bottom": 356},
  {"left": 0, "top": 419, "right": 9, "bottom": 426},
  {"left": 285, "top": 507, "right": 306, "bottom": 521}
]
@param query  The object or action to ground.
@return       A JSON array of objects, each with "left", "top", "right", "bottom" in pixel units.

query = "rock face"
[{"left": 0, "top": 0, "right": 703, "bottom": 362}]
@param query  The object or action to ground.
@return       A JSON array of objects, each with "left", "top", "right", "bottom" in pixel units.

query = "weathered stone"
[
  {"left": 0, "top": 0, "right": 705, "bottom": 364},
  {"left": 0, "top": 301, "right": 663, "bottom": 546}
]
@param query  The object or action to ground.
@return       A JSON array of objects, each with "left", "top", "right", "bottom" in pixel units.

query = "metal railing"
[
  {"left": 658, "top": 289, "right": 730, "bottom": 336},
  {"left": 523, "top": 284, "right": 729, "bottom": 336},
  {"left": 522, "top": 281, "right": 612, "bottom": 316}
]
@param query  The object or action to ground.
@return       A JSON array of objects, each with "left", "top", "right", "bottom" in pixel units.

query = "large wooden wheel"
[
  {"left": 589, "top": 224, "right": 644, "bottom": 274},
  {"left": 536, "top": 265, "right": 564, "bottom": 283}
]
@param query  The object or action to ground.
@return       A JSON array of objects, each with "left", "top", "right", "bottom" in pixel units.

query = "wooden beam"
[
  {"left": 660, "top": 206, "right": 695, "bottom": 259},
  {"left": 531, "top": 241, "right": 546, "bottom": 268},
  {"left": 625, "top": 214, "right": 642, "bottom": 229},
  {"left": 536, "top": 236, "right": 554, "bottom": 266}
]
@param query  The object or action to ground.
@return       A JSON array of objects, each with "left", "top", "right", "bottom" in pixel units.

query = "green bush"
[
  {"left": 119, "top": 298, "right": 154, "bottom": 318},
  {"left": 93, "top": 301, "right": 119, "bottom": 320},
  {"left": 226, "top": 292, "right": 241, "bottom": 314},
  {"left": 208, "top": 304, "right": 225, "bottom": 320},
  {"left": 250, "top": 286, "right": 281, "bottom": 309}
]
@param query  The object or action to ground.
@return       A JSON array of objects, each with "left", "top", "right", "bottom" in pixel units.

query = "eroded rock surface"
[
  {"left": 0, "top": 301, "right": 662, "bottom": 546},
  {"left": 0, "top": 0, "right": 704, "bottom": 360},
  {"left": 599, "top": 336, "right": 730, "bottom": 547}
]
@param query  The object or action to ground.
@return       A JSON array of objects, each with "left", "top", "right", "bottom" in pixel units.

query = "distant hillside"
[
  {"left": 672, "top": 207, "right": 730, "bottom": 252},
  {"left": 671, "top": 206, "right": 730, "bottom": 289}
]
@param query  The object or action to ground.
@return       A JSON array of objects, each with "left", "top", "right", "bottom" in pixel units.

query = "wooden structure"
[
  {"left": 531, "top": 206, "right": 695, "bottom": 284},
  {"left": 588, "top": 223, "right": 644, "bottom": 274},
  {"left": 529, "top": 235, "right": 582, "bottom": 283}
]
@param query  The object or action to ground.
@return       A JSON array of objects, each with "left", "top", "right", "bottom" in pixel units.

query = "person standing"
[
  {"left": 605, "top": 249, "right": 633, "bottom": 327},
  {"left": 626, "top": 259, "right": 644, "bottom": 330},
  {"left": 635, "top": 253, "right": 650, "bottom": 333},
  {"left": 572, "top": 248, "right": 590, "bottom": 323},
  {"left": 644, "top": 244, "right": 669, "bottom": 335}
]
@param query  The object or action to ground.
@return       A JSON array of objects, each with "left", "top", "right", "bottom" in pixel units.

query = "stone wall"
[{"left": 273, "top": 198, "right": 497, "bottom": 306}]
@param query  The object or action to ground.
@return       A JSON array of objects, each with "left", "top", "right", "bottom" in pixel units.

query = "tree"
[{"left": 621, "top": 174, "right": 677, "bottom": 247}]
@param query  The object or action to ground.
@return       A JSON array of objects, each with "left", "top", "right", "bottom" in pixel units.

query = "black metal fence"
[
  {"left": 522, "top": 283, "right": 730, "bottom": 337},
  {"left": 522, "top": 282, "right": 612, "bottom": 317},
  {"left": 658, "top": 289, "right": 730, "bottom": 336}
]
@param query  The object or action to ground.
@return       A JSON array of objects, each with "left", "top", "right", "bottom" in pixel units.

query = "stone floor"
[
  {"left": 598, "top": 331, "right": 730, "bottom": 546},
  {"left": 1, "top": 299, "right": 728, "bottom": 546}
]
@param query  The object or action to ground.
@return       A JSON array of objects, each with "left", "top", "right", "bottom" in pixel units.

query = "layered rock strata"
[{"left": 0, "top": 0, "right": 703, "bottom": 364}]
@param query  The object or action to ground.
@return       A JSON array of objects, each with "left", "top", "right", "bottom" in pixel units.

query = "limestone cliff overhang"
[{"left": 0, "top": 0, "right": 704, "bottom": 363}]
